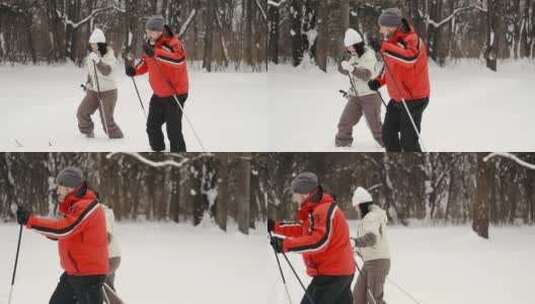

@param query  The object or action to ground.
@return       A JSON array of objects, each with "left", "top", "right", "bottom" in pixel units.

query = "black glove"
[
  {"left": 143, "top": 41, "right": 155, "bottom": 57},
  {"left": 270, "top": 236, "right": 284, "bottom": 253},
  {"left": 368, "top": 79, "right": 381, "bottom": 91},
  {"left": 369, "top": 36, "right": 382, "bottom": 53},
  {"left": 267, "top": 219, "right": 275, "bottom": 233},
  {"left": 16, "top": 207, "right": 31, "bottom": 225},
  {"left": 125, "top": 66, "right": 136, "bottom": 77}
]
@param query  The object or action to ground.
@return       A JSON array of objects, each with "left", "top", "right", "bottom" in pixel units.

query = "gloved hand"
[
  {"left": 368, "top": 79, "right": 381, "bottom": 91},
  {"left": 143, "top": 41, "right": 155, "bottom": 57},
  {"left": 270, "top": 236, "right": 284, "bottom": 253},
  {"left": 125, "top": 66, "right": 136, "bottom": 77},
  {"left": 88, "top": 52, "right": 101, "bottom": 64},
  {"left": 267, "top": 219, "right": 275, "bottom": 233},
  {"left": 16, "top": 206, "right": 31, "bottom": 225},
  {"left": 368, "top": 36, "right": 382, "bottom": 53},
  {"left": 341, "top": 61, "right": 354, "bottom": 73}
]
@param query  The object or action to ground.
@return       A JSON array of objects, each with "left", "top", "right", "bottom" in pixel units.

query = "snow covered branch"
[
  {"left": 106, "top": 152, "right": 213, "bottom": 169},
  {"left": 178, "top": 9, "right": 197, "bottom": 38},
  {"left": 484, "top": 153, "right": 535, "bottom": 170},
  {"left": 56, "top": 6, "right": 116, "bottom": 29},
  {"left": 419, "top": 4, "right": 488, "bottom": 28},
  {"left": 268, "top": 0, "right": 287, "bottom": 8},
  {"left": 255, "top": 0, "right": 267, "bottom": 22}
]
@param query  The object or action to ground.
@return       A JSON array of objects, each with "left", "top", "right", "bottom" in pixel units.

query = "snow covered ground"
[
  {"left": 1, "top": 222, "right": 533, "bottom": 304},
  {"left": 267, "top": 60, "right": 535, "bottom": 151},
  {"left": 0, "top": 64, "right": 269, "bottom": 152},
  {"left": 2, "top": 60, "right": 534, "bottom": 152},
  {"left": 269, "top": 223, "right": 535, "bottom": 304},
  {"left": 0, "top": 222, "right": 271, "bottom": 304}
]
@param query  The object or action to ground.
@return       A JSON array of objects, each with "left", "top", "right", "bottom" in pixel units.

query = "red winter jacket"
[
  {"left": 273, "top": 194, "right": 355, "bottom": 277},
  {"left": 134, "top": 28, "right": 189, "bottom": 97},
  {"left": 26, "top": 184, "right": 109, "bottom": 276},
  {"left": 376, "top": 21, "right": 430, "bottom": 102}
]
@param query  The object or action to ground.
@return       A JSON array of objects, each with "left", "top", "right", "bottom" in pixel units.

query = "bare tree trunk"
[
  {"left": 215, "top": 154, "right": 230, "bottom": 231},
  {"left": 237, "top": 154, "right": 251, "bottom": 235},
  {"left": 315, "top": 0, "right": 328, "bottom": 71},
  {"left": 202, "top": 0, "right": 215, "bottom": 72},
  {"left": 473, "top": 154, "right": 490, "bottom": 239}
]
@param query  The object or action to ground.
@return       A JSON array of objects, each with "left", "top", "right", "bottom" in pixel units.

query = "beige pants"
[
  {"left": 353, "top": 259, "right": 391, "bottom": 304},
  {"left": 103, "top": 257, "right": 124, "bottom": 304},
  {"left": 336, "top": 94, "right": 384, "bottom": 147},
  {"left": 77, "top": 89, "right": 124, "bottom": 138}
]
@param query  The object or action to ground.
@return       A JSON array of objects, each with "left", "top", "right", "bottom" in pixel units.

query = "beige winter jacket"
[
  {"left": 355, "top": 205, "right": 391, "bottom": 262},
  {"left": 338, "top": 47, "right": 379, "bottom": 97},
  {"left": 86, "top": 48, "right": 118, "bottom": 93}
]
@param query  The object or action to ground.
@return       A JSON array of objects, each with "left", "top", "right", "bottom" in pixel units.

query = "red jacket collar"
[
  {"left": 59, "top": 183, "right": 96, "bottom": 214},
  {"left": 389, "top": 22, "right": 416, "bottom": 43},
  {"left": 297, "top": 193, "right": 335, "bottom": 221}
]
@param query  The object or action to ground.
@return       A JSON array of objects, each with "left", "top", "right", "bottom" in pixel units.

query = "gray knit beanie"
[
  {"left": 291, "top": 172, "right": 319, "bottom": 194},
  {"left": 378, "top": 8, "right": 403, "bottom": 27},
  {"left": 56, "top": 167, "right": 83, "bottom": 188},
  {"left": 145, "top": 15, "right": 165, "bottom": 32}
]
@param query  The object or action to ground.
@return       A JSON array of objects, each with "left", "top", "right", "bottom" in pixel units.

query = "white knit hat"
[
  {"left": 344, "top": 28, "right": 363, "bottom": 47},
  {"left": 89, "top": 28, "right": 106, "bottom": 44},
  {"left": 352, "top": 187, "right": 373, "bottom": 207}
]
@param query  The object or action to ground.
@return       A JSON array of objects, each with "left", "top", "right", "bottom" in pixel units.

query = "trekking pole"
[
  {"left": 280, "top": 252, "right": 315, "bottom": 304},
  {"left": 379, "top": 55, "right": 426, "bottom": 151},
  {"left": 8, "top": 217, "right": 24, "bottom": 304},
  {"left": 153, "top": 60, "right": 207, "bottom": 152},
  {"left": 386, "top": 277, "right": 424, "bottom": 304},
  {"left": 269, "top": 232, "right": 293, "bottom": 304},
  {"left": 130, "top": 77, "right": 147, "bottom": 119},
  {"left": 92, "top": 60, "right": 110, "bottom": 137}
]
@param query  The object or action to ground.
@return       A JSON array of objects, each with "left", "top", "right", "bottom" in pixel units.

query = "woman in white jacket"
[
  {"left": 336, "top": 29, "right": 384, "bottom": 148},
  {"left": 77, "top": 28, "right": 123, "bottom": 139},
  {"left": 102, "top": 204, "right": 124, "bottom": 304},
  {"left": 351, "top": 187, "right": 391, "bottom": 304}
]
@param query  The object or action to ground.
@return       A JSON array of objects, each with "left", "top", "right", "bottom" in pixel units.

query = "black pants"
[
  {"left": 300, "top": 275, "right": 354, "bottom": 304},
  {"left": 49, "top": 273, "right": 106, "bottom": 304},
  {"left": 146, "top": 94, "right": 188, "bottom": 152},
  {"left": 382, "top": 98, "right": 428, "bottom": 152}
]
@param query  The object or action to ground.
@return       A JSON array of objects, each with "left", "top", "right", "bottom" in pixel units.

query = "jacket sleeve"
[
  {"left": 381, "top": 33, "right": 421, "bottom": 68},
  {"left": 283, "top": 204, "right": 337, "bottom": 254},
  {"left": 27, "top": 201, "right": 100, "bottom": 240},
  {"left": 273, "top": 221, "right": 303, "bottom": 237},
  {"left": 134, "top": 58, "right": 149, "bottom": 76},
  {"left": 154, "top": 38, "right": 186, "bottom": 68}
]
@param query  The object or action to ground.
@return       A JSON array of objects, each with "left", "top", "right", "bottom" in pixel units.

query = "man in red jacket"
[
  {"left": 269, "top": 172, "right": 355, "bottom": 304},
  {"left": 368, "top": 8, "right": 430, "bottom": 152},
  {"left": 16, "top": 167, "right": 109, "bottom": 304},
  {"left": 126, "top": 15, "right": 190, "bottom": 152}
]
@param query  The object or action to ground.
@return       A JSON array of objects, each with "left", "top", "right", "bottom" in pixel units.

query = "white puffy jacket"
[
  {"left": 356, "top": 205, "right": 390, "bottom": 262},
  {"left": 86, "top": 48, "right": 118, "bottom": 93}
]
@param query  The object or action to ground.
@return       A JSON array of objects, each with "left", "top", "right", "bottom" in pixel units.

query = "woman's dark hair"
[
  {"left": 352, "top": 41, "right": 366, "bottom": 57},
  {"left": 359, "top": 202, "right": 373, "bottom": 217},
  {"left": 97, "top": 43, "right": 108, "bottom": 56}
]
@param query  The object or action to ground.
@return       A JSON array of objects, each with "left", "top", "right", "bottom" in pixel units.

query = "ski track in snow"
[
  {"left": 1, "top": 223, "right": 533, "bottom": 303},
  {"left": 0, "top": 65, "right": 269, "bottom": 152}
]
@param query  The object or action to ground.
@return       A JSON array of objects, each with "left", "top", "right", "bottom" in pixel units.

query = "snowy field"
[
  {"left": 0, "top": 64, "right": 269, "bottom": 152},
  {"left": 269, "top": 223, "right": 535, "bottom": 304},
  {"left": 267, "top": 60, "right": 535, "bottom": 152},
  {"left": 0, "top": 222, "right": 271, "bottom": 304},
  {"left": 2, "top": 61, "right": 534, "bottom": 152},
  {"left": 1, "top": 223, "right": 533, "bottom": 304}
]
